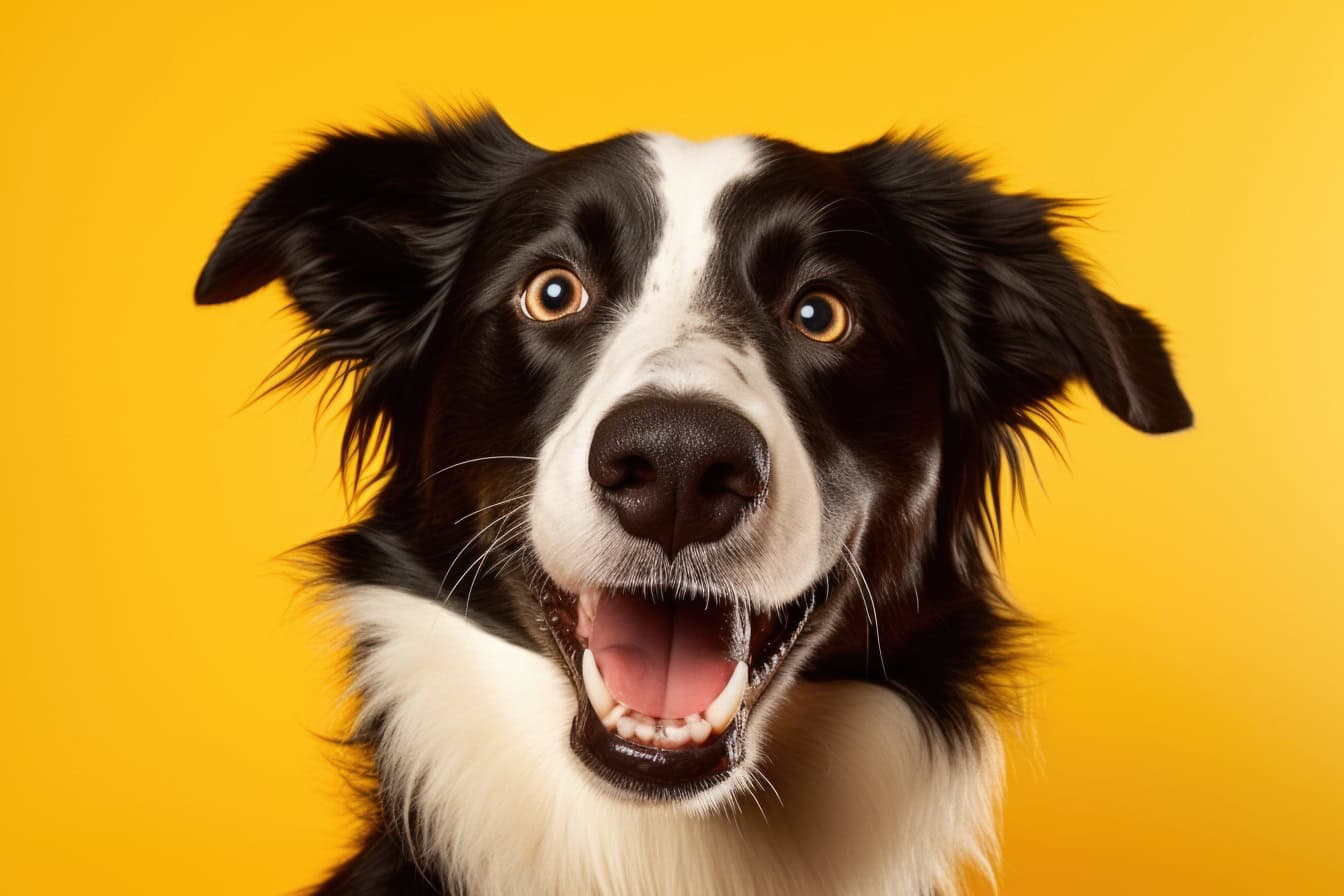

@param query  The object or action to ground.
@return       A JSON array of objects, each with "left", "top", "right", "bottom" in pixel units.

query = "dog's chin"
[{"left": 533, "top": 568, "right": 824, "bottom": 806}]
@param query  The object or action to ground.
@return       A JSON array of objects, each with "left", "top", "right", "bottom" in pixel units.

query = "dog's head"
[{"left": 198, "top": 110, "right": 1190, "bottom": 809}]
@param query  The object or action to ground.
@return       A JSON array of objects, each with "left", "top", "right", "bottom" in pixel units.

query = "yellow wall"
[{"left": 4, "top": 1, "right": 1341, "bottom": 892}]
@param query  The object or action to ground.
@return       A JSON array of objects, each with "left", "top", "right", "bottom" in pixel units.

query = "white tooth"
[
  {"left": 635, "top": 720, "right": 656, "bottom": 743},
  {"left": 582, "top": 649, "right": 615, "bottom": 718},
  {"left": 661, "top": 723, "right": 690, "bottom": 747},
  {"left": 579, "top": 588, "right": 600, "bottom": 623},
  {"left": 601, "top": 704, "right": 628, "bottom": 730},
  {"left": 616, "top": 715, "right": 637, "bottom": 739},
  {"left": 689, "top": 718, "right": 712, "bottom": 744},
  {"left": 684, "top": 713, "right": 702, "bottom": 723},
  {"left": 704, "top": 661, "right": 748, "bottom": 734},
  {"left": 576, "top": 589, "right": 600, "bottom": 643}
]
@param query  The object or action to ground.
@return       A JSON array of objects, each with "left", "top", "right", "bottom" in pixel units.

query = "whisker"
[
  {"left": 452, "top": 492, "right": 531, "bottom": 527},
  {"left": 420, "top": 455, "right": 538, "bottom": 487},
  {"left": 449, "top": 519, "right": 530, "bottom": 614},
  {"left": 840, "top": 547, "right": 874, "bottom": 627},
  {"left": 812, "top": 227, "right": 888, "bottom": 243},
  {"left": 755, "top": 767, "right": 784, "bottom": 808},
  {"left": 486, "top": 542, "right": 531, "bottom": 579},
  {"left": 433, "top": 508, "right": 523, "bottom": 605},
  {"left": 743, "top": 769, "right": 769, "bottom": 824},
  {"left": 464, "top": 519, "right": 530, "bottom": 615},
  {"left": 841, "top": 544, "right": 889, "bottom": 683}
]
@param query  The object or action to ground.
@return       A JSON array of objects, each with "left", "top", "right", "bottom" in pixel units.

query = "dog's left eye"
[
  {"left": 790, "top": 291, "right": 851, "bottom": 344},
  {"left": 520, "top": 268, "right": 589, "bottom": 321}
]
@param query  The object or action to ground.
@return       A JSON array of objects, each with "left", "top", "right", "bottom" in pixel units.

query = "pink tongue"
[{"left": 589, "top": 591, "right": 736, "bottom": 720}]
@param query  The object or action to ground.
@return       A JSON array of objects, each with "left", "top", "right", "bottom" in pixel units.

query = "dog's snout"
[{"left": 588, "top": 398, "right": 769, "bottom": 561}]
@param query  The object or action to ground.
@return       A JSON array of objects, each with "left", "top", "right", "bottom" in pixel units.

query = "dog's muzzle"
[{"left": 529, "top": 393, "right": 827, "bottom": 799}]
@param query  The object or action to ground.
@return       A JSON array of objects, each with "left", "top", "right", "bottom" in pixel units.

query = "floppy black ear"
[
  {"left": 850, "top": 137, "right": 1193, "bottom": 434},
  {"left": 950, "top": 237, "right": 1193, "bottom": 435},
  {"left": 196, "top": 109, "right": 540, "bottom": 480},
  {"left": 196, "top": 109, "right": 538, "bottom": 358},
  {"left": 194, "top": 125, "right": 446, "bottom": 311}
]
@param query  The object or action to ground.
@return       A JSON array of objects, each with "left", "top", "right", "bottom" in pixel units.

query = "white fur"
[
  {"left": 529, "top": 134, "right": 832, "bottom": 613},
  {"left": 339, "top": 586, "right": 1002, "bottom": 895}
]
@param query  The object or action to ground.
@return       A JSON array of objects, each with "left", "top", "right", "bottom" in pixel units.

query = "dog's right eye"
[
  {"left": 790, "top": 291, "right": 851, "bottom": 344},
  {"left": 520, "top": 269, "right": 589, "bottom": 321}
]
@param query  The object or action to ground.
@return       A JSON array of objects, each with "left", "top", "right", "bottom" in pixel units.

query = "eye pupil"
[
  {"left": 800, "top": 298, "right": 832, "bottom": 332},
  {"left": 542, "top": 277, "right": 571, "bottom": 310}
]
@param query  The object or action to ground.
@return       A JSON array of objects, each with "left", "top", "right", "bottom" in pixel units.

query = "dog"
[{"left": 196, "top": 108, "right": 1192, "bottom": 895}]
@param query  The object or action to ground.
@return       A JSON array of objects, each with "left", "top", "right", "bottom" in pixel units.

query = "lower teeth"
[
  {"left": 609, "top": 710, "right": 714, "bottom": 748},
  {"left": 582, "top": 648, "right": 747, "bottom": 749}
]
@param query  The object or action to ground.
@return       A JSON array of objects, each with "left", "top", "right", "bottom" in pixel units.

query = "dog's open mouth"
[{"left": 537, "top": 578, "right": 819, "bottom": 798}]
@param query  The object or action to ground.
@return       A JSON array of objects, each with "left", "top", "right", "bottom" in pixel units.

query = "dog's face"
[
  {"left": 485, "top": 134, "right": 949, "bottom": 801},
  {"left": 198, "top": 111, "right": 1191, "bottom": 811}
]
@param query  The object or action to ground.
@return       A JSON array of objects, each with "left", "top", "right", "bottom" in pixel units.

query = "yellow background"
[{"left": 4, "top": 1, "right": 1341, "bottom": 892}]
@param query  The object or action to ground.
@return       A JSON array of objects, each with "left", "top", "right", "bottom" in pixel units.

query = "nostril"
[
  {"left": 699, "top": 461, "right": 763, "bottom": 500},
  {"left": 613, "top": 455, "right": 655, "bottom": 491},
  {"left": 729, "top": 463, "right": 769, "bottom": 500},
  {"left": 699, "top": 461, "right": 734, "bottom": 498},
  {"left": 591, "top": 453, "right": 654, "bottom": 491}
]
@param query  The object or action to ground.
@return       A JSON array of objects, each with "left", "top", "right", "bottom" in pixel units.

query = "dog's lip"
[{"left": 534, "top": 573, "right": 821, "bottom": 799}]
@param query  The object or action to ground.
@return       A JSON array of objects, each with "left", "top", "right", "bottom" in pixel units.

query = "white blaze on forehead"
[
  {"left": 638, "top": 133, "right": 759, "bottom": 306},
  {"left": 529, "top": 133, "right": 830, "bottom": 608}
]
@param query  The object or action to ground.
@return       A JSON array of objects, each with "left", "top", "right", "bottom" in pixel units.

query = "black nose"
[{"left": 588, "top": 397, "right": 770, "bottom": 561}]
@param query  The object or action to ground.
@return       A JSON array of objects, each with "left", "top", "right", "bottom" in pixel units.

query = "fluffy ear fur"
[
  {"left": 848, "top": 135, "right": 1193, "bottom": 436},
  {"left": 195, "top": 108, "right": 540, "bottom": 480}
]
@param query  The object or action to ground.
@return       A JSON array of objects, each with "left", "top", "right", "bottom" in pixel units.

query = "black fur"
[{"left": 197, "top": 108, "right": 1191, "bottom": 893}]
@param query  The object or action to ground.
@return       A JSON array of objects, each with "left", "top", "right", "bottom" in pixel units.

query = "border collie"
[{"left": 196, "top": 109, "right": 1192, "bottom": 895}]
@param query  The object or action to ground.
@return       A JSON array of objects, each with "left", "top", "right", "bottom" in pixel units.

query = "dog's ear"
[
  {"left": 196, "top": 109, "right": 540, "bottom": 481},
  {"left": 193, "top": 125, "right": 444, "bottom": 311},
  {"left": 849, "top": 137, "right": 1193, "bottom": 434},
  {"left": 196, "top": 109, "right": 538, "bottom": 358}
]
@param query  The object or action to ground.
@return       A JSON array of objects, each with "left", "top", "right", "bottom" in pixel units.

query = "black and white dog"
[{"left": 197, "top": 109, "right": 1191, "bottom": 895}]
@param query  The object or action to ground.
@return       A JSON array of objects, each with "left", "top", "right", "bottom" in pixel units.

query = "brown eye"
[
  {"left": 791, "top": 292, "right": 851, "bottom": 343},
  {"left": 520, "top": 268, "right": 589, "bottom": 321}
]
